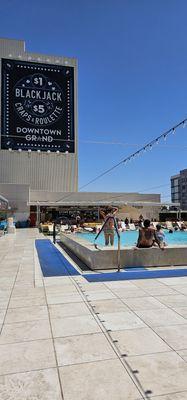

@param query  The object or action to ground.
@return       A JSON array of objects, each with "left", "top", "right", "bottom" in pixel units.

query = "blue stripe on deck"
[
  {"left": 84, "top": 268, "right": 187, "bottom": 282},
  {"left": 35, "top": 239, "right": 80, "bottom": 277},
  {"left": 35, "top": 239, "right": 187, "bottom": 282}
]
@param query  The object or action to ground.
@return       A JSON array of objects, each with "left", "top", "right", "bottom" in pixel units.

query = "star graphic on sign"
[
  {"left": 26, "top": 80, "right": 30, "bottom": 83},
  {"left": 52, "top": 87, "right": 55, "bottom": 90},
  {"left": 48, "top": 81, "right": 52, "bottom": 86}
]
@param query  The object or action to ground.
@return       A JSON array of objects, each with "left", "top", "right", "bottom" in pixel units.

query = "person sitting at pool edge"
[
  {"left": 136, "top": 219, "right": 164, "bottom": 249},
  {"left": 155, "top": 224, "right": 167, "bottom": 247},
  {"left": 100, "top": 206, "right": 118, "bottom": 246}
]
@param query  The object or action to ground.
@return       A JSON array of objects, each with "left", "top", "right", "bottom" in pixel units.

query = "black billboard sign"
[{"left": 1, "top": 58, "right": 75, "bottom": 152}]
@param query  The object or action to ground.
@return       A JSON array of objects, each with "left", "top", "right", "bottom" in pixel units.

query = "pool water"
[{"left": 77, "top": 230, "right": 187, "bottom": 247}]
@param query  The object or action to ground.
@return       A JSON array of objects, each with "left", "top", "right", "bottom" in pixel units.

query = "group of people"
[
  {"left": 100, "top": 207, "right": 166, "bottom": 249},
  {"left": 169, "top": 221, "right": 187, "bottom": 232}
]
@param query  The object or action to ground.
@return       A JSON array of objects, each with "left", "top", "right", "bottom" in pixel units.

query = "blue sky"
[{"left": 1, "top": 0, "right": 187, "bottom": 200}]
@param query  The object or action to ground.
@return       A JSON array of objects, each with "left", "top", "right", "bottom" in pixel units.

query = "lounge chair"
[
  {"left": 40, "top": 224, "right": 49, "bottom": 234},
  {"left": 165, "top": 221, "right": 173, "bottom": 230},
  {"left": 84, "top": 227, "right": 93, "bottom": 232},
  {"left": 60, "top": 224, "right": 69, "bottom": 232},
  {"left": 48, "top": 225, "right": 54, "bottom": 235},
  {"left": 152, "top": 222, "right": 159, "bottom": 229},
  {"left": 129, "top": 223, "right": 136, "bottom": 230}
]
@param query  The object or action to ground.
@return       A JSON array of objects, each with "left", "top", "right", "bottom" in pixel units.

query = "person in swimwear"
[
  {"left": 100, "top": 206, "right": 118, "bottom": 246},
  {"left": 155, "top": 224, "right": 167, "bottom": 247},
  {"left": 136, "top": 219, "right": 164, "bottom": 249}
]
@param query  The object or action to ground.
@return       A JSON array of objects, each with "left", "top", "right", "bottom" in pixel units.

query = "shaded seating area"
[
  {"left": 0, "top": 194, "right": 9, "bottom": 236},
  {"left": 0, "top": 220, "right": 7, "bottom": 236}
]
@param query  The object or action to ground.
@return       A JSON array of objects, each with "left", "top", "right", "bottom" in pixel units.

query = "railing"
[{"left": 94, "top": 215, "right": 121, "bottom": 272}]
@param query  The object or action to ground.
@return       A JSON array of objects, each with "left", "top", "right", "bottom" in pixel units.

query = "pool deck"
[{"left": 1, "top": 229, "right": 187, "bottom": 399}]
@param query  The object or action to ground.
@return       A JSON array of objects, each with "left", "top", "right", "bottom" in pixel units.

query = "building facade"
[
  {"left": 0, "top": 38, "right": 78, "bottom": 192},
  {"left": 0, "top": 38, "right": 163, "bottom": 224},
  {"left": 171, "top": 169, "right": 187, "bottom": 210}
]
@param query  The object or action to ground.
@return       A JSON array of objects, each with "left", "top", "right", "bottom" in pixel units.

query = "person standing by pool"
[
  {"left": 136, "top": 219, "right": 163, "bottom": 249},
  {"left": 138, "top": 215, "right": 144, "bottom": 227},
  {"left": 100, "top": 206, "right": 118, "bottom": 246},
  {"left": 76, "top": 213, "right": 81, "bottom": 227}
]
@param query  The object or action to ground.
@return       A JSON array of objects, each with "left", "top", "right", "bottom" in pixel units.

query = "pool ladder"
[{"left": 94, "top": 216, "right": 121, "bottom": 272}]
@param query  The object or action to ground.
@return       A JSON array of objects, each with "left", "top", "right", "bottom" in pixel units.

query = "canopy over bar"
[{"left": 28, "top": 200, "right": 180, "bottom": 207}]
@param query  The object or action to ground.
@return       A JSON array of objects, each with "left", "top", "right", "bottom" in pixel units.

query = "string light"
[
  {"left": 56, "top": 116, "right": 187, "bottom": 201},
  {"left": 86, "top": 117, "right": 187, "bottom": 179}
]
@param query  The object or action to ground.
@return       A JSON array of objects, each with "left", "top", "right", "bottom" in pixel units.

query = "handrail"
[{"left": 94, "top": 215, "right": 121, "bottom": 272}]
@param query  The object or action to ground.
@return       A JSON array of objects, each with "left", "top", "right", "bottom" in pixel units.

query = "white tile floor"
[{"left": 0, "top": 229, "right": 187, "bottom": 399}]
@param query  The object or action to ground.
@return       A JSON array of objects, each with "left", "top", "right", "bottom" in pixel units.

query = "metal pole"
[
  {"left": 113, "top": 217, "right": 121, "bottom": 272},
  {"left": 179, "top": 208, "right": 181, "bottom": 221},
  {"left": 117, "top": 235, "right": 121, "bottom": 272},
  {"left": 53, "top": 221, "right": 56, "bottom": 244},
  {"left": 36, "top": 204, "right": 40, "bottom": 227},
  {"left": 98, "top": 206, "right": 100, "bottom": 221}
]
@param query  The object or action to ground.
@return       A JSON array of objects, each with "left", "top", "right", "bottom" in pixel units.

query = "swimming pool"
[
  {"left": 77, "top": 230, "right": 187, "bottom": 247},
  {"left": 61, "top": 231, "right": 187, "bottom": 269}
]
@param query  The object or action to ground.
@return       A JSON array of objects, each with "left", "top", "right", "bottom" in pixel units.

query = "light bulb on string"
[
  {"left": 156, "top": 139, "right": 159, "bottom": 145},
  {"left": 183, "top": 121, "right": 187, "bottom": 128},
  {"left": 172, "top": 128, "right": 175, "bottom": 135},
  {"left": 163, "top": 134, "right": 167, "bottom": 141},
  {"left": 149, "top": 144, "right": 153, "bottom": 150}
]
